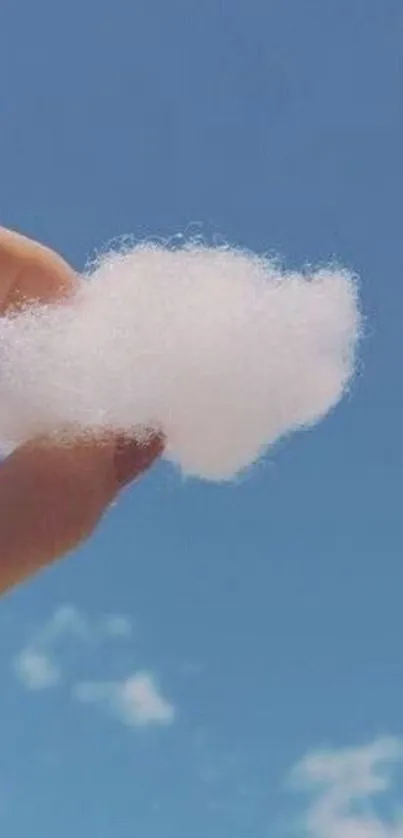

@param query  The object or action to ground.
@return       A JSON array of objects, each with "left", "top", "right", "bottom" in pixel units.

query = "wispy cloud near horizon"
[{"left": 288, "top": 736, "right": 403, "bottom": 837}]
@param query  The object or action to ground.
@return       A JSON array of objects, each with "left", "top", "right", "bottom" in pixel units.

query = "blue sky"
[{"left": 0, "top": 1, "right": 402, "bottom": 836}]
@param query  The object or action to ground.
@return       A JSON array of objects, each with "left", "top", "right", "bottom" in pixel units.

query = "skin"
[{"left": 0, "top": 227, "right": 164, "bottom": 594}]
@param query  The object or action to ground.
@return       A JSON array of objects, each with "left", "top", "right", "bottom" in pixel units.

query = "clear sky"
[{"left": 0, "top": 1, "right": 402, "bottom": 836}]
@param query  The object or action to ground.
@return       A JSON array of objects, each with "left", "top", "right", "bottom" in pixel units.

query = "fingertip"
[
  {"left": 113, "top": 433, "right": 165, "bottom": 488},
  {"left": 5, "top": 262, "right": 78, "bottom": 312}
]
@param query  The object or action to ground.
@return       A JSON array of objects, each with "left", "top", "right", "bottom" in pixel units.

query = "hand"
[{"left": 0, "top": 228, "right": 164, "bottom": 595}]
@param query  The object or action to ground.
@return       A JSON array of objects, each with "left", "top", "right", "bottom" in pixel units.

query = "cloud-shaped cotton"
[{"left": 0, "top": 243, "right": 361, "bottom": 479}]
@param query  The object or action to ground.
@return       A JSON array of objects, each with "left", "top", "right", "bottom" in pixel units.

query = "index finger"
[{"left": 0, "top": 226, "right": 78, "bottom": 314}]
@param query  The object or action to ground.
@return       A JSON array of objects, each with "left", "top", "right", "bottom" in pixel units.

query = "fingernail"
[{"left": 114, "top": 433, "right": 164, "bottom": 488}]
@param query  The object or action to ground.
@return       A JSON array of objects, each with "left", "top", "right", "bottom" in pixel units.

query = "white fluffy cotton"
[{"left": 0, "top": 243, "right": 361, "bottom": 480}]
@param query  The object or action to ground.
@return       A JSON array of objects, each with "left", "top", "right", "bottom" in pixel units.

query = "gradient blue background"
[{"left": 0, "top": 1, "right": 402, "bottom": 835}]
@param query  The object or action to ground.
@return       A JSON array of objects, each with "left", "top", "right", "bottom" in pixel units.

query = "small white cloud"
[
  {"left": 12, "top": 605, "right": 133, "bottom": 693},
  {"left": 118, "top": 673, "right": 175, "bottom": 727},
  {"left": 13, "top": 649, "right": 60, "bottom": 691},
  {"left": 73, "top": 671, "right": 175, "bottom": 729},
  {"left": 288, "top": 736, "right": 403, "bottom": 838}
]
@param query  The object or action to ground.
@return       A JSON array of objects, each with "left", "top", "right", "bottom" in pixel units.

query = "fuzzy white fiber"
[{"left": 0, "top": 243, "right": 361, "bottom": 480}]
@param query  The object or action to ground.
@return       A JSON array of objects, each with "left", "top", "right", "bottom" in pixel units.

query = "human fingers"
[
  {"left": 0, "top": 431, "right": 164, "bottom": 594},
  {"left": 0, "top": 226, "right": 78, "bottom": 312},
  {"left": 113, "top": 433, "right": 165, "bottom": 487},
  {"left": 0, "top": 230, "right": 164, "bottom": 593}
]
